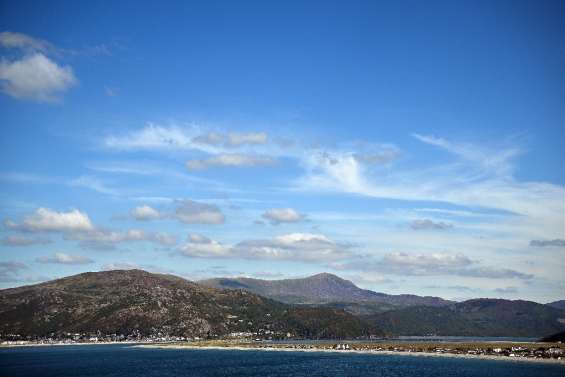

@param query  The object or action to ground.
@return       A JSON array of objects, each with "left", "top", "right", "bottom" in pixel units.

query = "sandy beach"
[{"left": 136, "top": 343, "right": 565, "bottom": 365}]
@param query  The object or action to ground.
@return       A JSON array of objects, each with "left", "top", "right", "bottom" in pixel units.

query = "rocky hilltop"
[
  {"left": 0, "top": 270, "right": 378, "bottom": 339},
  {"left": 200, "top": 272, "right": 452, "bottom": 311}
]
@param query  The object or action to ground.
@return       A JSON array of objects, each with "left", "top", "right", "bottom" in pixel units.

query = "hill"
[
  {"left": 547, "top": 300, "right": 565, "bottom": 310},
  {"left": 367, "top": 298, "right": 565, "bottom": 338},
  {"left": 199, "top": 273, "right": 452, "bottom": 313},
  {"left": 539, "top": 330, "right": 565, "bottom": 342},
  {"left": 0, "top": 270, "right": 379, "bottom": 340}
]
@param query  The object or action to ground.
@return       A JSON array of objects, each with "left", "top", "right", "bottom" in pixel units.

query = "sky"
[{"left": 1, "top": 0, "right": 564, "bottom": 302}]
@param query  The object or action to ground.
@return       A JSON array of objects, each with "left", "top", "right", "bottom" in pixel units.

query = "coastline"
[
  {"left": 135, "top": 343, "right": 565, "bottom": 365},
  {"left": 0, "top": 341, "right": 143, "bottom": 348},
  {"left": 3, "top": 339, "right": 563, "bottom": 365}
]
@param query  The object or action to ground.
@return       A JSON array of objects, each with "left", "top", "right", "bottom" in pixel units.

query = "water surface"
[{"left": 0, "top": 344, "right": 563, "bottom": 377}]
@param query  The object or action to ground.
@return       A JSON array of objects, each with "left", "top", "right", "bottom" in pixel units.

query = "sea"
[{"left": 0, "top": 344, "right": 564, "bottom": 377}]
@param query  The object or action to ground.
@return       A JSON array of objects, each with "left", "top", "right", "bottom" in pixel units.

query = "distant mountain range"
[
  {"left": 368, "top": 299, "right": 565, "bottom": 337},
  {"left": 200, "top": 273, "right": 565, "bottom": 337},
  {"left": 1, "top": 270, "right": 564, "bottom": 339},
  {"left": 0, "top": 270, "right": 376, "bottom": 339},
  {"left": 199, "top": 273, "right": 453, "bottom": 311},
  {"left": 547, "top": 300, "right": 565, "bottom": 310}
]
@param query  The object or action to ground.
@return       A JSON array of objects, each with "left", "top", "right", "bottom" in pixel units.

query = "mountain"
[
  {"left": 539, "top": 330, "right": 565, "bottom": 342},
  {"left": 547, "top": 300, "right": 565, "bottom": 310},
  {"left": 199, "top": 273, "right": 452, "bottom": 313},
  {"left": 0, "top": 270, "right": 379, "bottom": 339},
  {"left": 367, "top": 299, "right": 565, "bottom": 338}
]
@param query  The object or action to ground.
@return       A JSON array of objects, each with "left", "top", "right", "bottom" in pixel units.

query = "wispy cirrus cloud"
[
  {"left": 104, "top": 124, "right": 269, "bottom": 152},
  {"left": 295, "top": 135, "right": 565, "bottom": 242},
  {"left": 103, "top": 124, "right": 285, "bottom": 173}
]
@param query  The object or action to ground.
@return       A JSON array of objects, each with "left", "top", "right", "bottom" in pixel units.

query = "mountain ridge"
[
  {"left": 0, "top": 269, "right": 378, "bottom": 339},
  {"left": 199, "top": 273, "right": 453, "bottom": 310},
  {"left": 367, "top": 298, "right": 565, "bottom": 337}
]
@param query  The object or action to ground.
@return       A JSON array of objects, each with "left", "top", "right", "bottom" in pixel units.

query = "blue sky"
[{"left": 1, "top": 0, "right": 564, "bottom": 302}]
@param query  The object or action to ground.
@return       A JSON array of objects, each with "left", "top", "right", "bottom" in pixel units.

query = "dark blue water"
[{"left": 0, "top": 344, "right": 563, "bottom": 377}]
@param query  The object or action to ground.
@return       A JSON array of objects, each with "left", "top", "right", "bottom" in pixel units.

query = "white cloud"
[
  {"left": 179, "top": 234, "right": 232, "bottom": 258},
  {"left": 131, "top": 205, "right": 161, "bottom": 221},
  {"left": 0, "top": 53, "right": 76, "bottom": 102},
  {"left": 174, "top": 200, "right": 225, "bottom": 224},
  {"left": 36, "top": 252, "right": 93, "bottom": 265},
  {"left": 177, "top": 232, "right": 351, "bottom": 262},
  {"left": 3, "top": 207, "right": 176, "bottom": 250},
  {"left": 234, "top": 233, "right": 351, "bottom": 262},
  {"left": 186, "top": 154, "right": 276, "bottom": 170},
  {"left": 261, "top": 208, "right": 306, "bottom": 225},
  {"left": 4, "top": 207, "right": 94, "bottom": 233}
]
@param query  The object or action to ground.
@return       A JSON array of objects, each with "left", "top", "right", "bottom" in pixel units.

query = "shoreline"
[
  {"left": 2, "top": 340, "right": 564, "bottom": 365},
  {"left": 135, "top": 343, "right": 565, "bottom": 365}
]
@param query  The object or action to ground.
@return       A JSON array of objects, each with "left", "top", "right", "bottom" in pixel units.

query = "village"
[
  {"left": 2, "top": 331, "right": 564, "bottom": 362},
  {"left": 250, "top": 342, "right": 565, "bottom": 361}
]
